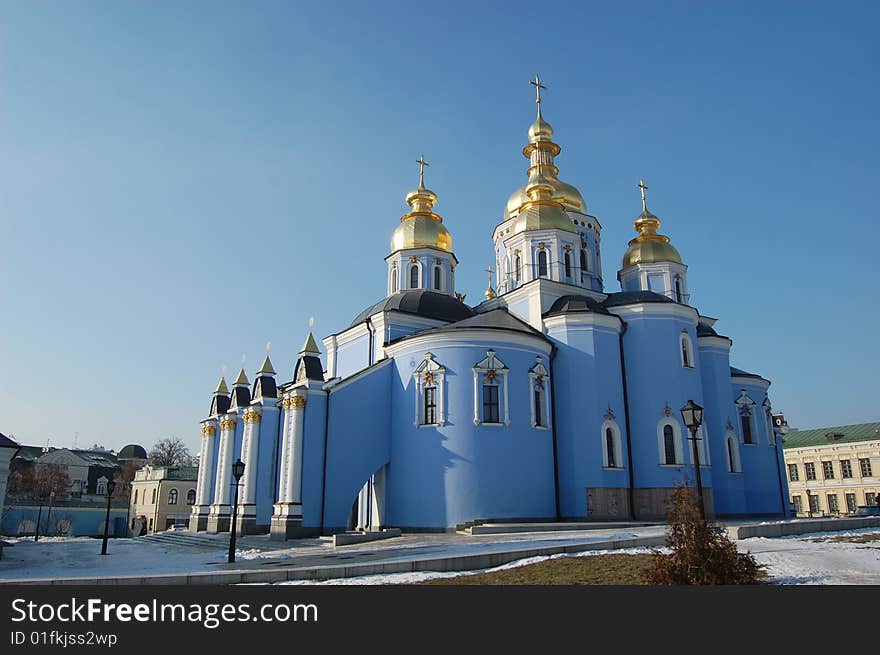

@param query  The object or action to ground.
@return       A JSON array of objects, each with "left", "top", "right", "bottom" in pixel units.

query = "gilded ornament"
[{"left": 290, "top": 396, "right": 307, "bottom": 410}]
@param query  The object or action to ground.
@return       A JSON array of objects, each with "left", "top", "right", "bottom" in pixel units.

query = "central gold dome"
[{"left": 505, "top": 179, "right": 586, "bottom": 220}]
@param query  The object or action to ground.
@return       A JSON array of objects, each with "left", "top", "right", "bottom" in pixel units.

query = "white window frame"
[
  {"left": 408, "top": 261, "right": 422, "bottom": 289},
  {"left": 763, "top": 398, "right": 776, "bottom": 445},
  {"left": 726, "top": 430, "right": 742, "bottom": 473},
  {"left": 413, "top": 352, "right": 446, "bottom": 427},
  {"left": 390, "top": 263, "right": 398, "bottom": 293},
  {"left": 473, "top": 350, "right": 510, "bottom": 426},
  {"left": 735, "top": 390, "right": 757, "bottom": 445},
  {"left": 528, "top": 357, "right": 551, "bottom": 430},
  {"left": 433, "top": 264, "right": 443, "bottom": 291},
  {"left": 168, "top": 487, "right": 179, "bottom": 505},
  {"left": 657, "top": 417, "right": 684, "bottom": 466},
  {"left": 96, "top": 477, "right": 107, "bottom": 496},
  {"left": 680, "top": 330, "right": 695, "bottom": 369},
  {"left": 601, "top": 419, "right": 624, "bottom": 470}
]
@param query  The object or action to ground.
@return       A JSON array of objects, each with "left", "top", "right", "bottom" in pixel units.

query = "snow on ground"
[{"left": 272, "top": 547, "right": 664, "bottom": 586}]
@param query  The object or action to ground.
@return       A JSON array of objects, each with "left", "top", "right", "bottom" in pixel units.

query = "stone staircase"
[{"left": 136, "top": 531, "right": 227, "bottom": 551}]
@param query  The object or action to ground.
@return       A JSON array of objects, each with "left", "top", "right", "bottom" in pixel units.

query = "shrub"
[{"left": 644, "top": 484, "right": 765, "bottom": 585}]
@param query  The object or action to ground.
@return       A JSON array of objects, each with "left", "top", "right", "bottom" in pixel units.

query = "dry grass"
[
  {"left": 809, "top": 533, "right": 880, "bottom": 544},
  {"left": 423, "top": 554, "right": 653, "bottom": 585}
]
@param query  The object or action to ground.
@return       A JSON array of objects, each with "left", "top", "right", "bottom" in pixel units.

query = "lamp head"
[
  {"left": 232, "top": 459, "right": 246, "bottom": 481},
  {"left": 680, "top": 399, "right": 704, "bottom": 430}
]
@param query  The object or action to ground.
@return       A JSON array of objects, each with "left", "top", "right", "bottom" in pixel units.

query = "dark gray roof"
[
  {"left": 252, "top": 375, "right": 278, "bottom": 399},
  {"left": 210, "top": 394, "right": 231, "bottom": 417},
  {"left": 730, "top": 366, "right": 766, "bottom": 380},
  {"left": 350, "top": 290, "right": 474, "bottom": 327},
  {"left": 603, "top": 290, "right": 675, "bottom": 307},
  {"left": 544, "top": 294, "right": 612, "bottom": 317},
  {"left": 393, "top": 308, "right": 548, "bottom": 344},
  {"left": 0, "top": 432, "right": 19, "bottom": 449},
  {"left": 230, "top": 386, "right": 251, "bottom": 409},
  {"left": 697, "top": 323, "right": 718, "bottom": 337},
  {"left": 118, "top": 444, "right": 147, "bottom": 460},
  {"left": 294, "top": 354, "right": 324, "bottom": 382}
]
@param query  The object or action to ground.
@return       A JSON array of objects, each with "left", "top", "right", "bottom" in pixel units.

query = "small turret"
[
  {"left": 209, "top": 376, "right": 231, "bottom": 416},
  {"left": 252, "top": 355, "right": 278, "bottom": 401},
  {"left": 230, "top": 368, "right": 252, "bottom": 409},
  {"left": 294, "top": 332, "right": 324, "bottom": 383}
]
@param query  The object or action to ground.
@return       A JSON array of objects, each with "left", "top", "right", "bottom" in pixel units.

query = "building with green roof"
[{"left": 782, "top": 421, "right": 880, "bottom": 516}]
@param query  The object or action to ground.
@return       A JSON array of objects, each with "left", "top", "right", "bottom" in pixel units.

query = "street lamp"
[
  {"left": 34, "top": 494, "right": 45, "bottom": 542},
  {"left": 44, "top": 490, "right": 56, "bottom": 538},
  {"left": 228, "top": 459, "right": 246, "bottom": 564},
  {"left": 101, "top": 479, "right": 117, "bottom": 555},
  {"left": 680, "top": 399, "right": 706, "bottom": 521}
]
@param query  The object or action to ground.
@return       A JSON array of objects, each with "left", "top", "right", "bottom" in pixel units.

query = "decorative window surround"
[
  {"left": 686, "top": 425, "right": 711, "bottom": 467},
  {"left": 726, "top": 430, "right": 742, "bottom": 473},
  {"left": 657, "top": 416, "right": 684, "bottom": 465},
  {"left": 680, "top": 330, "right": 695, "bottom": 368},
  {"left": 413, "top": 352, "right": 446, "bottom": 427},
  {"left": 601, "top": 416, "right": 624, "bottom": 469},
  {"left": 735, "top": 390, "right": 757, "bottom": 445},
  {"left": 473, "top": 350, "right": 510, "bottom": 426},
  {"left": 528, "top": 357, "right": 551, "bottom": 430}
]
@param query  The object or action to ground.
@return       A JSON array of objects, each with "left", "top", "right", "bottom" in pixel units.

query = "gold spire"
[
  {"left": 622, "top": 179, "right": 682, "bottom": 267},
  {"left": 214, "top": 376, "right": 229, "bottom": 395},
  {"left": 233, "top": 367, "right": 249, "bottom": 387},
  {"left": 508, "top": 75, "right": 585, "bottom": 228},
  {"left": 258, "top": 355, "right": 276, "bottom": 376},
  {"left": 484, "top": 266, "right": 496, "bottom": 300},
  {"left": 391, "top": 155, "right": 453, "bottom": 253},
  {"left": 299, "top": 332, "right": 320, "bottom": 356}
]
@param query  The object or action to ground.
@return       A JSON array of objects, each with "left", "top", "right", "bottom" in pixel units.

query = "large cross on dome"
[
  {"left": 638, "top": 178, "right": 649, "bottom": 211},
  {"left": 530, "top": 74, "right": 547, "bottom": 105},
  {"left": 416, "top": 154, "right": 429, "bottom": 188}
]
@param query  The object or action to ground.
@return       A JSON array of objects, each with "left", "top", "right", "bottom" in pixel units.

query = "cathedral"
[{"left": 190, "top": 78, "right": 789, "bottom": 538}]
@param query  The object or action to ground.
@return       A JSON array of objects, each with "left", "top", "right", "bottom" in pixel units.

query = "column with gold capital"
[
  {"left": 190, "top": 419, "right": 218, "bottom": 532},
  {"left": 271, "top": 391, "right": 307, "bottom": 540},
  {"left": 206, "top": 413, "right": 237, "bottom": 533},
  {"left": 237, "top": 407, "right": 262, "bottom": 534}
]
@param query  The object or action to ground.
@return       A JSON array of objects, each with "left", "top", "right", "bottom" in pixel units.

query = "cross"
[
  {"left": 416, "top": 154, "right": 429, "bottom": 188},
  {"left": 638, "top": 179, "right": 649, "bottom": 211},
  {"left": 529, "top": 74, "right": 547, "bottom": 105},
  {"left": 486, "top": 266, "right": 494, "bottom": 283}
]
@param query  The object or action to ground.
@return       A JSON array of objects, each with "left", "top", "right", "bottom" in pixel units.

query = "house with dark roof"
[
  {"left": 0, "top": 433, "right": 21, "bottom": 523},
  {"left": 189, "top": 83, "right": 788, "bottom": 538},
  {"left": 782, "top": 421, "right": 880, "bottom": 516}
]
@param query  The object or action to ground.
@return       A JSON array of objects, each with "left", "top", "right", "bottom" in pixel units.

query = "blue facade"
[{"left": 192, "top": 97, "right": 788, "bottom": 534}]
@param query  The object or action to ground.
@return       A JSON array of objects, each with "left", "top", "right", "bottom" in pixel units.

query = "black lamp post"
[
  {"left": 44, "top": 490, "right": 56, "bottom": 538},
  {"left": 101, "top": 479, "right": 117, "bottom": 555},
  {"left": 34, "top": 494, "right": 45, "bottom": 542},
  {"left": 228, "top": 459, "right": 246, "bottom": 564},
  {"left": 680, "top": 399, "right": 706, "bottom": 521}
]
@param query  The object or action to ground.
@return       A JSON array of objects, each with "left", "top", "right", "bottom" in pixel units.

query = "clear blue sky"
[{"left": 1, "top": 1, "right": 877, "bottom": 455}]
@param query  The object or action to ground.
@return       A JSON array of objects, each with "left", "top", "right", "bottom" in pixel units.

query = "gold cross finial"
[
  {"left": 530, "top": 74, "right": 547, "bottom": 105},
  {"left": 638, "top": 179, "right": 649, "bottom": 212},
  {"left": 416, "top": 154, "right": 429, "bottom": 188}
]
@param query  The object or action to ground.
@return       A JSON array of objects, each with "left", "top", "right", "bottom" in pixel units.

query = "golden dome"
[
  {"left": 511, "top": 164, "right": 577, "bottom": 235},
  {"left": 391, "top": 214, "right": 452, "bottom": 252},
  {"left": 505, "top": 179, "right": 586, "bottom": 220},
  {"left": 390, "top": 158, "right": 453, "bottom": 253},
  {"left": 621, "top": 208, "right": 681, "bottom": 268},
  {"left": 528, "top": 112, "right": 554, "bottom": 142}
]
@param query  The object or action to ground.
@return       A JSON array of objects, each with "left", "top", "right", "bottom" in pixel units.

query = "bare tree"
[
  {"left": 9, "top": 462, "right": 72, "bottom": 501},
  {"left": 148, "top": 436, "right": 194, "bottom": 467}
]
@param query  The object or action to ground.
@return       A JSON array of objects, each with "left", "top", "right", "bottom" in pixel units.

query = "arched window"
[
  {"left": 580, "top": 248, "right": 588, "bottom": 282},
  {"left": 726, "top": 431, "right": 742, "bottom": 473},
  {"left": 680, "top": 332, "right": 694, "bottom": 368},
  {"left": 186, "top": 489, "right": 196, "bottom": 505},
  {"left": 409, "top": 264, "right": 419, "bottom": 289},
  {"left": 472, "top": 350, "right": 510, "bottom": 426},
  {"left": 168, "top": 488, "right": 178, "bottom": 505},
  {"left": 433, "top": 265, "right": 442, "bottom": 291},
  {"left": 134, "top": 489, "right": 139, "bottom": 504},
  {"left": 96, "top": 478, "right": 107, "bottom": 496},
  {"left": 564, "top": 252, "right": 572, "bottom": 279},
  {"left": 528, "top": 357, "right": 551, "bottom": 429},
  {"left": 658, "top": 419, "right": 683, "bottom": 465},
  {"left": 390, "top": 265, "right": 398, "bottom": 293},
  {"left": 602, "top": 420, "right": 623, "bottom": 469},
  {"left": 514, "top": 255, "right": 522, "bottom": 283},
  {"left": 674, "top": 275, "right": 683, "bottom": 303},
  {"left": 537, "top": 250, "right": 548, "bottom": 278},
  {"left": 151, "top": 488, "right": 156, "bottom": 504},
  {"left": 741, "top": 410, "right": 753, "bottom": 444}
]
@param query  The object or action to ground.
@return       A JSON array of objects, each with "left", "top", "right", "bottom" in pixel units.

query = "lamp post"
[
  {"left": 34, "top": 494, "right": 45, "bottom": 542},
  {"left": 44, "top": 490, "right": 56, "bottom": 538},
  {"left": 101, "top": 479, "right": 117, "bottom": 555},
  {"left": 227, "top": 459, "right": 246, "bottom": 564},
  {"left": 680, "top": 399, "right": 706, "bottom": 521}
]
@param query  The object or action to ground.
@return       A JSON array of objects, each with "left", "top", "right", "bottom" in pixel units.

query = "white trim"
[
  {"left": 680, "top": 331, "right": 695, "bottom": 368},
  {"left": 686, "top": 425, "right": 710, "bottom": 467},
  {"left": 658, "top": 417, "right": 684, "bottom": 465},
  {"left": 473, "top": 350, "right": 510, "bottom": 426},
  {"left": 413, "top": 352, "right": 446, "bottom": 427},
  {"left": 697, "top": 336, "right": 732, "bottom": 350},
  {"left": 528, "top": 357, "right": 551, "bottom": 430},
  {"left": 385, "top": 330, "right": 552, "bottom": 356},
  {"left": 726, "top": 430, "right": 742, "bottom": 473},
  {"left": 542, "top": 312, "right": 622, "bottom": 332},
  {"left": 601, "top": 419, "right": 624, "bottom": 469},
  {"left": 606, "top": 302, "right": 700, "bottom": 323},
  {"left": 408, "top": 261, "right": 422, "bottom": 289}
]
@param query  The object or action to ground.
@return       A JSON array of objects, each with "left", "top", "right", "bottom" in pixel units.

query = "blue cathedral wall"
[
  {"left": 547, "top": 322, "right": 628, "bottom": 519},
  {"left": 386, "top": 339, "right": 557, "bottom": 529},
  {"left": 254, "top": 406, "right": 281, "bottom": 527}
]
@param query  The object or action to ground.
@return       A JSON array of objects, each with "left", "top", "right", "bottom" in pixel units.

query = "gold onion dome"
[
  {"left": 506, "top": 75, "right": 587, "bottom": 225},
  {"left": 621, "top": 180, "right": 682, "bottom": 268},
  {"left": 513, "top": 160, "right": 576, "bottom": 235},
  {"left": 390, "top": 155, "right": 452, "bottom": 253}
]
